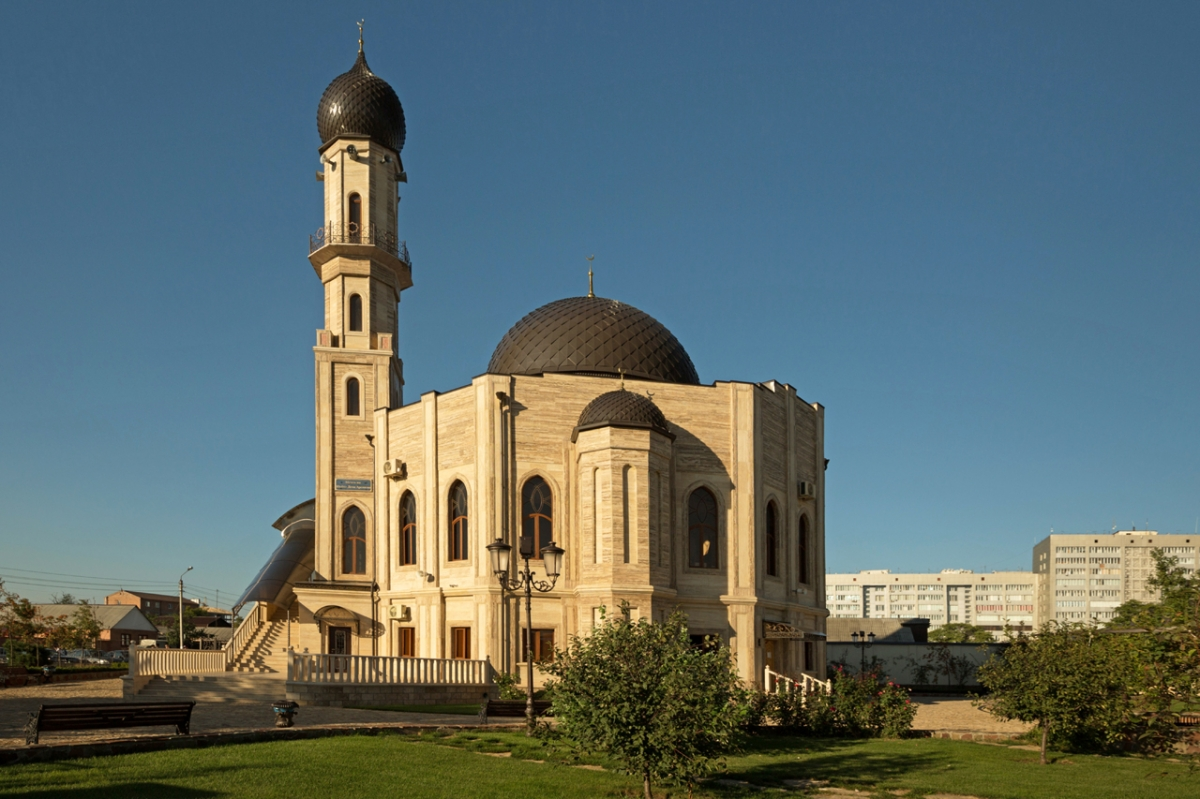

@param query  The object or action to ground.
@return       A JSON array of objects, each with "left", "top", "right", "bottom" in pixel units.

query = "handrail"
[
  {"left": 288, "top": 651, "right": 493, "bottom": 686},
  {"left": 764, "top": 665, "right": 830, "bottom": 695},
  {"left": 223, "top": 603, "right": 262, "bottom": 667},
  {"left": 135, "top": 646, "right": 227, "bottom": 676},
  {"left": 309, "top": 222, "right": 409, "bottom": 265}
]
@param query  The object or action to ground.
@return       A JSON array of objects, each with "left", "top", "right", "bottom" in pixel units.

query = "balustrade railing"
[
  {"left": 134, "top": 647, "right": 227, "bottom": 676},
  {"left": 223, "top": 603, "right": 262, "bottom": 667},
  {"left": 288, "top": 652, "right": 493, "bottom": 686},
  {"left": 309, "top": 222, "right": 408, "bottom": 264},
  {"left": 764, "top": 666, "right": 830, "bottom": 696}
]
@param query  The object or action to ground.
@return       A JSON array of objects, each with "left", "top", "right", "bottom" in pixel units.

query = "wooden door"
[{"left": 764, "top": 639, "right": 778, "bottom": 673}]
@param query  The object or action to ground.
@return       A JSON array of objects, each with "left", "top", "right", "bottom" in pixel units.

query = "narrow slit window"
[
  {"left": 688, "top": 488, "right": 719, "bottom": 569},
  {"left": 349, "top": 294, "right": 363, "bottom": 332},
  {"left": 799, "top": 515, "right": 810, "bottom": 585},
  {"left": 346, "top": 377, "right": 360, "bottom": 416},
  {"left": 348, "top": 193, "right": 362, "bottom": 236},
  {"left": 765, "top": 501, "right": 778, "bottom": 577},
  {"left": 342, "top": 505, "right": 367, "bottom": 575},
  {"left": 449, "top": 481, "right": 469, "bottom": 561},
  {"left": 399, "top": 492, "right": 416, "bottom": 566}
]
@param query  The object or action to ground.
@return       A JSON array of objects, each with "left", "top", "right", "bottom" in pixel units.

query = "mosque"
[{"left": 237, "top": 36, "right": 828, "bottom": 687}]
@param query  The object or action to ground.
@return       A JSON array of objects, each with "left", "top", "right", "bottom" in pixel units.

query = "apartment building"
[
  {"left": 826, "top": 569, "right": 1038, "bottom": 635},
  {"left": 1033, "top": 529, "right": 1199, "bottom": 625}
]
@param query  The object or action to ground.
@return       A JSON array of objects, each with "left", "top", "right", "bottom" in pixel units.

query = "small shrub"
[{"left": 748, "top": 671, "right": 916, "bottom": 739}]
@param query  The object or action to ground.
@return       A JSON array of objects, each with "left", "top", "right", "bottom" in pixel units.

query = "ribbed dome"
[
  {"left": 317, "top": 49, "right": 406, "bottom": 152},
  {"left": 487, "top": 296, "right": 700, "bottom": 385},
  {"left": 575, "top": 390, "right": 672, "bottom": 438}
]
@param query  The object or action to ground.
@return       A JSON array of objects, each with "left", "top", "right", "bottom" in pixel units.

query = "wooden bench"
[
  {"left": 478, "top": 698, "right": 552, "bottom": 723},
  {"left": 24, "top": 702, "right": 195, "bottom": 745}
]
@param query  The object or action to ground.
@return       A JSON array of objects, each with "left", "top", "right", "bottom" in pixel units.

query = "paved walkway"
[
  {"left": 0, "top": 679, "right": 519, "bottom": 748},
  {"left": 911, "top": 695, "right": 1032, "bottom": 735}
]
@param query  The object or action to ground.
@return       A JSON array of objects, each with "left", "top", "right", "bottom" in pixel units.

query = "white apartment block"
[
  {"left": 826, "top": 570, "right": 1038, "bottom": 635},
  {"left": 1033, "top": 529, "right": 1199, "bottom": 625}
]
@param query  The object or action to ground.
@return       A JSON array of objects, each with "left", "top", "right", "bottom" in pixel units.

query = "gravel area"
[
  {"left": 912, "top": 695, "right": 1032, "bottom": 734},
  {"left": 0, "top": 679, "right": 518, "bottom": 748}
]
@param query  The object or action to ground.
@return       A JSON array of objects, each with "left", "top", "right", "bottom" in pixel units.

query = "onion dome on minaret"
[
  {"left": 316, "top": 28, "right": 406, "bottom": 152},
  {"left": 574, "top": 390, "right": 674, "bottom": 440}
]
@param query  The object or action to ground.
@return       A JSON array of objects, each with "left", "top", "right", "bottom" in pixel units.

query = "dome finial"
[
  {"left": 586, "top": 254, "right": 595, "bottom": 298},
  {"left": 357, "top": 19, "right": 365, "bottom": 53}
]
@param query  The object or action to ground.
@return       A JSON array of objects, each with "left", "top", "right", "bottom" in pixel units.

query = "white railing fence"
[
  {"left": 288, "top": 652, "right": 494, "bottom": 686},
  {"left": 223, "top": 603, "right": 263, "bottom": 667},
  {"left": 134, "top": 646, "right": 227, "bottom": 676},
  {"left": 764, "top": 666, "right": 831, "bottom": 696}
]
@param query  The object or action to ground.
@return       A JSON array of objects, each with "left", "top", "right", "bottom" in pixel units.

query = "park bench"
[
  {"left": 478, "top": 698, "right": 552, "bottom": 724},
  {"left": 24, "top": 701, "right": 195, "bottom": 745}
]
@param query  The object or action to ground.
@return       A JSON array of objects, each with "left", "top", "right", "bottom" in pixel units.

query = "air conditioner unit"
[
  {"left": 387, "top": 605, "right": 411, "bottom": 621},
  {"left": 383, "top": 459, "right": 406, "bottom": 479},
  {"left": 798, "top": 481, "right": 816, "bottom": 499}
]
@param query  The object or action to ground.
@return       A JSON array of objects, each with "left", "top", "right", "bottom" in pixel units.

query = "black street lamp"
[
  {"left": 850, "top": 630, "right": 875, "bottom": 674},
  {"left": 487, "top": 536, "right": 564, "bottom": 733}
]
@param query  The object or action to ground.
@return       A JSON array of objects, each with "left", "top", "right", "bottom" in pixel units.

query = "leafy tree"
[
  {"left": 543, "top": 605, "right": 742, "bottom": 799},
  {"left": 65, "top": 604, "right": 103, "bottom": 651},
  {"left": 976, "top": 622, "right": 1145, "bottom": 763},
  {"left": 50, "top": 593, "right": 78, "bottom": 605},
  {"left": 928, "top": 623, "right": 994, "bottom": 643},
  {"left": 165, "top": 605, "right": 213, "bottom": 649}
]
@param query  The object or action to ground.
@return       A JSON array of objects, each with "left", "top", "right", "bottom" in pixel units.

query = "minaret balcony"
[{"left": 309, "top": 223, "right": 412, "bottom": 285}]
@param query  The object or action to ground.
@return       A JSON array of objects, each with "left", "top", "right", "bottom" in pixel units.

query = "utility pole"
[{"left": 179, "top": 567, "right": 193, "bottom": 650}]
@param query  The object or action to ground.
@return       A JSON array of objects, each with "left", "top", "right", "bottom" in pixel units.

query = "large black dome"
[
  {"left": 487, "top": 296, "right": 700, "bottom": 385},
  {"left": 317, "top": 49, "right": 406, "bottom": 152}
]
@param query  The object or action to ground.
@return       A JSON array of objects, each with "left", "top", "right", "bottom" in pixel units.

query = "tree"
[
  {"left": 543, "top": 605, "right": 742, "bottom": 799},
  {"left": 50, "top": 593, "right": 78, "bottom": 605},
  {"left": 928, "top": 623, "right": 994, "bottom": 643},
  {"left": 976, "top": 622, "right": 1142, "bottom": 763},
  {"left": 65, "top": 605, "right": 103, "bottom": 651},
  {"left": 165, "top": 605, "right": 212, "bottom": 649}
]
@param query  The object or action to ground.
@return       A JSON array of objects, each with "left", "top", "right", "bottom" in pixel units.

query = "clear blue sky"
[{"left": 1, "top": 2, "right": 1198, "bottom": 604}]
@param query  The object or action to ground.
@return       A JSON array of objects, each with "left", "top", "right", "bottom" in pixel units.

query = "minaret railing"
[{"left": 309, "top": 222, "right": 408, "bottom": 265}]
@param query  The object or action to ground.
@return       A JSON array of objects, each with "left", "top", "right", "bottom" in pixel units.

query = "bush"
[
  {"left": 744, "top": 670, "right": 916, "bottom": 738},
  {"left": 492, "top": 671, "right": 525, "bottom": 700}
]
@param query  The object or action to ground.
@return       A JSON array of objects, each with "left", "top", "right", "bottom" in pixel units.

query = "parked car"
[{"left": 104, "top": 650, "right": 129, "bottom": 663}]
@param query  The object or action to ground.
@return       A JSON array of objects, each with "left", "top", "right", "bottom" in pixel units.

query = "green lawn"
[{"left": 0, "top": 731, "right": 1196, "bottom": 798}]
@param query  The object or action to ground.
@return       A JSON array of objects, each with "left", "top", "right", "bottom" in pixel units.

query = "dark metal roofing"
[
  {"left": 237, "top": 500, "right": 316, "bottom": 610},
  {"left": 574, "top": 389, "right": 673, "bottom": 439},
  {"left": 317, "top": 50, "right": 406, "bottom": 152},
  {"left": 487, "top": 296, "right": 700, "bottom": 385}
]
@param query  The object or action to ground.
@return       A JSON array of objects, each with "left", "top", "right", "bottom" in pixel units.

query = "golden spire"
[
  {"left": 358, "top": 19, "right": 365, "bottom": 53},
  {"left": 586, "top": 254, "right": 595, "bottom": 298}
]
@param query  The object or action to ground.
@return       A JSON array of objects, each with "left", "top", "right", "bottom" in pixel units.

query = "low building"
[
  {"left": 826, "top": 569, "right": 1039, "bottom": 636},
  {"left": 105, "top": 591, "right": 199, "bottom": 624},
  {"left": 1034, "top": 529, "right": 1199, "bottom": 625},
  {"left": 34, "top": 604, "right": 159, "bottom": 651}
]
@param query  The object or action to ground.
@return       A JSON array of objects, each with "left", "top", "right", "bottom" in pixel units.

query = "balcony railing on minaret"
[{"left": 309, "top": 222, "right": 410, "bottom": 266}]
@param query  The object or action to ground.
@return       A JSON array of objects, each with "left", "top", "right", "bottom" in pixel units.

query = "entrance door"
[
  {"left": 764, "top": 639, "right": 778, "bottom": 673},
  {"left": 328, "top": 626, "right": 351, "bottom": 672}
]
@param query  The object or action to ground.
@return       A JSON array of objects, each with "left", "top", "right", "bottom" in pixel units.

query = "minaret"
[{"left": 309, "top": 29, "right": 410, "bottom": 587}]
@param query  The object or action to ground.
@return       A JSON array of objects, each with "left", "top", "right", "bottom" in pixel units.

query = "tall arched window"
[
  {"left": 798, "top": 515, "right": 810, "bottom": 585},
  {"left": 342, "top": 505, "right": 366, "bottom": 575},
  {"left": 687, "top": 487, "right": 719, "bottom": 569},
  {"left": 522, "top": 476, "right": 553, "bottom": 559},
  {"left": 449, "top": 481, "right": 469, "bottom": 561},
  {"left": 348, "top": 193, "right": 362, "bottom": 236},
  {"left": 399, "top": 492, "right": 416, "bottom": 566},
  {"left": 765, "top": 501, "right": 778, "bottom": 577},
  {"left": 346, "top": 377, "right": 360, "bottom": 416},
  {"left": 349, "top": 294, "right": 363, "bottom": 332}
]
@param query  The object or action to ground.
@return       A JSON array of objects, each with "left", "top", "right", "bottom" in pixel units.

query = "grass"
[
  {"left": 0, "top": 731, "right": 1196, "bottom": 798},
  {"left": 346, "top": 703, "right": 480, "bottom": 715}
]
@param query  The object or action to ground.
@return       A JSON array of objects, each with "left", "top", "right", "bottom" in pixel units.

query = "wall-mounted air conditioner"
[
  {"left": 387, "top": 605, "right": 411, "bottom": 621},
  {"left": 798, "top": 481, "right": 816, "bottom": 499},
  {"left": 383, "top": 459, "right": 407, "bottom": 479}
]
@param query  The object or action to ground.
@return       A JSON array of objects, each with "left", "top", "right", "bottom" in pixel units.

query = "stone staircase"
[
  {"left": 228, "top": 620, "right": 289, "bottom": 674},
  {"left": 138, "top": 673, "right": 288, "bottom": 703}
]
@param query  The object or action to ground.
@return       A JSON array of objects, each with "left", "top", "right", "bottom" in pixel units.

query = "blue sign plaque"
[{"left": 335, "top": 479, "right": 372, "bottom": 492}]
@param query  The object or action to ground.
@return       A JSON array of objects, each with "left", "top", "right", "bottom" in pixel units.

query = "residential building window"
[
  {"left": 521, "top": 628, "right": 555, "bottom": 663},
  {"left": 449, "top": 481, "right": 469, "bottom": 561},
  {"left": 398, "top": 627, "right": 415, "bottom": 658},
  {"left": 399, "top": 492, "right": 417, "bottom": 566},
  {"left": 346, "top": 377, "right": 361, "bottom": 416},
  {"left": 348, "top": 192, "right": 362, "bottom": 235},
  {"left": 765, "top": 501, "right": 779, "bottom": 577},
  {"left": 451, "top": 627, "right": 471, "bottom": 659},
  {"left": 798, "top": 515, "right": 810, "bottom": 584},
  {"left": 349, "top": 294, "right": 363, "bottom": 332},
  {"left": 120, "top": 634, "right": 131, "bottom": 647},
  {"left": 342, "top": 505, "right": 367, "bottom": 574},
  {"left": 522, "top": 476, "right": 553, "bottom": 559},
  {"left": 688, "top": 487, "right": 719, "bottom": 569}
]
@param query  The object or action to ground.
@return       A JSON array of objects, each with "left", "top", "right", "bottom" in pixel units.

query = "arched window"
[
  {"left": 399, "top": 492, "right": 416, "bottom": 566},
  {"left": 765, "top": 501, "right": 778, "bottom": 577},
  {"left": 687, "top": 487, "right": 719, "bottom": 569},
  {"left": 346, "top": 377, "right": 360, "bottom": 416},
  {"left": 449, "top": 481, "right": 469, "bottom": 561},
  {"left": 349, "top": 294, "right": 363, "bottom": 332},
  {"left": 522, "top": 477, "right": 553, "bottom": 559},
  {"left": 799, "top": 515, "right": 810, "bottom": 585},
  {"left": 342, "top": 505, "right": 366, "bottom": 575},
  {"left": 348, "top": 193, "right": 362, "bottom": 236}
]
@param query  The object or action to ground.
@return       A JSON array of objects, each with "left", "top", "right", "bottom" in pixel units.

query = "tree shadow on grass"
[
  {"left": 718, "top": 736, "right": 950, "bottom": 792},
  {"left": 3, "top": 784, "right": 220, "bottom": 799}
]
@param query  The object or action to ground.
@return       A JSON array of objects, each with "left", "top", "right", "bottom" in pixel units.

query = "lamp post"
[
  {"left": 850, "top": 630, "right": 875, "bottom": 674},
  {"left": 486, "top": 536, "right": 564, "bottom": 734},
  {"left": 178, "top": 567, "right": 193, "bottom": 651}
]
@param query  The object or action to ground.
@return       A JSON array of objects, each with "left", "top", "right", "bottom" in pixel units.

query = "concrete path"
[
  {"left": 0, "top": 678, "right": 519, "bottom": 748},
  {"left": 911, "top": 695, "right": 1032, "bottom": 735}
]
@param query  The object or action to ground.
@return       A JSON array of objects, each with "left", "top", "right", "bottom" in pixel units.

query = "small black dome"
[
  {"left": 317, "top": 49, "right": 406, "bottom": 152},
  {"left": 488, "top": 296, "right": 700, "bottom": 385},
  {"left": 575, "top": 390, "right": 672, "bottom": 439}
]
